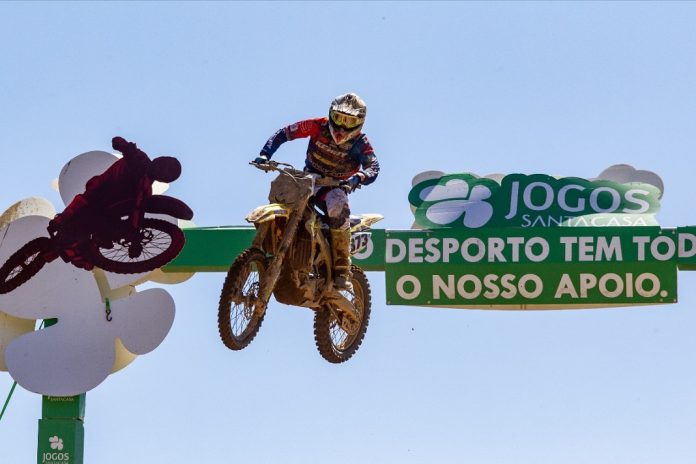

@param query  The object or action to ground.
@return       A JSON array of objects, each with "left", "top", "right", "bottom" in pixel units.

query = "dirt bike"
[
  {"left": 217, "top": 160, "right": 383, "bottom": 363},
  {"left": 0, "top": 190, "right": 193, "bottom": 295}
]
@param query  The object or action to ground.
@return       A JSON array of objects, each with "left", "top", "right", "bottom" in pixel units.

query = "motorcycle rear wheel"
[
  {"left": 314, "top": 266, "right": 372, "bottom": 364},
  {"left": 218, "top": 248, "right": 268, "bottom": 350},
  {"left": 0, "top": 237, "right": 51, "bottom": 294},
  {"left": 88, "top": 218, "right": 184, "bottom": 274}
]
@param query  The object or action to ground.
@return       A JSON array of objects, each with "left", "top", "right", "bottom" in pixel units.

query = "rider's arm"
[
  {"left": 129, "top": 176, "right": 152, "bottom": 230},
  {"left": 48, "top": 193, "right": 89, "bottom": 235},
  {"left": 260, "top": 118, "right": 324, "bottom": 159},
  {"left": 354, "top": 136, "right": 380, "bottom": 186}
]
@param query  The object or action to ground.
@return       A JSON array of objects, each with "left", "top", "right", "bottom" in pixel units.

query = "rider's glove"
[
  {"left": 340, "top": 175, "right": 362, "bottom": 193},
  {"left": 47, "top": 216, "right": 63, "bottom": 236},
  {"left": 253, "top": 154, "right": 269, "bottom": 165}
]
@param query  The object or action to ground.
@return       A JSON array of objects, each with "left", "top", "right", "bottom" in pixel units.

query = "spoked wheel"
[
  {"left": 88, "top": 218, "right": 184, "bottom": 274},
  {"left": 314, "top": 266, "right": 372, "bottom": 364},
  {"left": 218, "top": 248, "right": 268, "bottom": 350},
  {"left": 0, "top": 237, "right": 51, "bottom": 294}
]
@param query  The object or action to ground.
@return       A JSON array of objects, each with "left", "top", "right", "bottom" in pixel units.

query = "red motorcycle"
[{"left": 0, "top": 139, "right": 193, "bottom": 294}]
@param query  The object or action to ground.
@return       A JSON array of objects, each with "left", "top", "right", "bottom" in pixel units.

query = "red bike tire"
[
  {"left": 0, "top": 237, "right": 52, "bottom": 294},
  {"left": 88, "top": 218, "right": 185, "bottom": 274}
]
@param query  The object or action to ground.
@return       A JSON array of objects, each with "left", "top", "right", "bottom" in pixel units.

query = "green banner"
[
  {"left": 384, "top": 227, "right": 694, "bottom": 308},
  {"left": 165, "top": 226, "right": 387, "bottom": 272},
  {"left": 409, "top": 173, "right": 662, "bottom": 229},
  {"left": 166, "top": 226, "right": 696, "bottom": 276}
]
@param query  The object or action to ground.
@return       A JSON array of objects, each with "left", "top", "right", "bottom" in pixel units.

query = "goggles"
[{"left": 330, "top": 110, "right": 363, "bottom": 130}]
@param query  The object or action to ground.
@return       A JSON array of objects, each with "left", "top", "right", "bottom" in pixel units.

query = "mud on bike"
[{"left": 218, "top": 161, "right": 382, "bottom": 363}]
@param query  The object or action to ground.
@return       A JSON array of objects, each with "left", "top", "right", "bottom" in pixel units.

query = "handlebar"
[{"left": 250, "top": 160, "right": 341, "bottom": 187}]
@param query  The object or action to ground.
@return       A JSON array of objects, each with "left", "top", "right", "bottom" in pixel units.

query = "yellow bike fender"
[
  {"left": 246, "top": 203, "right": 291, "bottom": 224},
  {"left": 350, "top": 213, "right": 384, "bottom": 233}
]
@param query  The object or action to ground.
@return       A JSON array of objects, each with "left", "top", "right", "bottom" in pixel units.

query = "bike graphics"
[{"left": 217, "top": 161, "right": 383, "bottom": 363}]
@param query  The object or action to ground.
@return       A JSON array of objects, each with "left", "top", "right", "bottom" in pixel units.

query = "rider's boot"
[{"left": 330, "top": 228, "right": 353, "bottom": 292}]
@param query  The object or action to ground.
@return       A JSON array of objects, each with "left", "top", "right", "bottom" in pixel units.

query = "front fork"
[{"left": 254, "top": 207, "right": 306, "bottom": 316}]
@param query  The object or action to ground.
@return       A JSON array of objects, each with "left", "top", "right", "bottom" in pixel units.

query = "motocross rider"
[
  {"left": 48, "top": 137, "right": 182, "bottom": 268},
  {"left": 254, "top": 93, "right": 380, "bottom": 290}
]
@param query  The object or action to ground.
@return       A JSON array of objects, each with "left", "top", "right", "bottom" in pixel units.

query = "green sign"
[
  {"left": 166, "top": 226, "right": 387, "bottom": 272},
  {"left": 385, "top": 227, "right": 696, "bottom": 308},
  {"left": 37, "top": 395, "right": 85, "bottom": 464},
  {"left": 409, "top": 172, "right": 662, "bottom": 229}
]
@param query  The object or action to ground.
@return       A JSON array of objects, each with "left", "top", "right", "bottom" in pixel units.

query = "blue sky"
[{"left": 2, "top": 2, "right": 696, "bottom": 463}]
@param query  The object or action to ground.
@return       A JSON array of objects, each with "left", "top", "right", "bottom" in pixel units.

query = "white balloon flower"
[{"left": 0, "top": 149, "right": 189, "bottom": 396}]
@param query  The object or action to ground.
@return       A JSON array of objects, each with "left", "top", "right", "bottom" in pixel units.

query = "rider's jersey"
[
  {"left": 260, "top": 117, "right": 379, "bottom": 184},
  {"left": 59, "top": 143, "right": 152, "bottom": 223}
]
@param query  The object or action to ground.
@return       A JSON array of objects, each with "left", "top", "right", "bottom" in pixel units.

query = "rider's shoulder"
[{"left": 287, "top": 118, "right": 325, "bottom": 136}]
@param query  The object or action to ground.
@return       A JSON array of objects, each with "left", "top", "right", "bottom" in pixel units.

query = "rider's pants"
[{"left": 321, "top": 187, "right": 350, "bottom": 230}]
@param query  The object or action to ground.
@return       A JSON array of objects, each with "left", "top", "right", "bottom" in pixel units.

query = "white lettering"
[
  {"left": 408, "top": 238, "right": 424, "bottom": 263},
  {"left": 635, "top": 273, "right": 660, "bottom": 298},
  {"left": 433, "top": 275, "right": 455, "bottom": 299},
  {"left": 518, "top": 274, "right": 543, "bottom": 298},
  {"left": 424, "top": 238, "right": 441, "bottom": 263},
  {"left": 599, "top": 273, "right": 624, "bottom": 298},
  {"left": 633, "top": 236, "right": 650, "bottom": 261},
  {"left": 558, "top": 184, "right": 585, "bottom": 212},
  {"left": 555, "top": 274, "right": 578, "bottom": 298},
  {"left": 443, "top": 238, "right": 459, "bottom": 263},
  {"left": 579, "top": 273, "right": 598, "bottom": 298},
  {"left": 651, "top": 235, "right": 676, "bottom": 261},
  {"left": 396, "top": 275, "right": 421, "bottom": 300},
  {"left": 456, "top": 275, "right": 482, "bottom": 299},
  {"left": 461, "top": 238, "right": 486, "bottom": 262},
  {"left": 488, "top": 237, "right": 507, "bottom": 262},
  {"left": 524, "top": 182, "right": 554, "bottom": 211},
  {"left": 579, "top": 237, "right": 594, "bottom": 261},
  {"left": 525, "top": 237, "right": 550, "bottom": 263},
  {"left": 505, "top": 181, "right": 520, "bottom": 219},
  {"left": 590, "top": 187, "right": 621, "bottom": 213},
  {"left": 623, "top": 189, "right": 651, "bottom": 213},
  {"left": 386, "top": 239, "right": 406, "bottom": 263},
  {"left": 560, "top": 236, "right": 577, "bottom": 261},
  {"left": 679, "top": 233, "right": 696, "bottom": 259},
  {"left": 596, "top": 236, "right": 623, "bottom": 261}
]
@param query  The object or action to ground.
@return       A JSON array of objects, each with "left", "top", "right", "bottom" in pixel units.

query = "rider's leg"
[{"left": 325, "top": 188, "right": 353, "bottom": 291}]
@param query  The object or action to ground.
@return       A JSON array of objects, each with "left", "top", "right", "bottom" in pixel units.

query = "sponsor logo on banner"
[
  {"left": 42, "top": 436, "right": 70, "bottom": 463},
  {"left": 409, "top": 165, "right": 663, "bottom": 229}
]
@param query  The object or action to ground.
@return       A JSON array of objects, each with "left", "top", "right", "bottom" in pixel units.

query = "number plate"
[{"left": 350, "top": 232, "right": 370, "bottom": 255}]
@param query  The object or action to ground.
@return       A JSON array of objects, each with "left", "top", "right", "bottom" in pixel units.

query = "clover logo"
[
  {"left": 409, "top": 174, "right": 499, "bottom": 229},
  {"left": 49, "top": 436, "right": 64, "bottom": 451}
]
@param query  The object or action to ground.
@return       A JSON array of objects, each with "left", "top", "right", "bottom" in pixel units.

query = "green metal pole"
[
  {"left": 0, "top": 380, "right": 17, "bottom": 421},
  {"left": 36, "top": 319, "right": 85, "bottom": 464},
  {"left": 37, "top": 394, "right": 86, "bottom": 464}
]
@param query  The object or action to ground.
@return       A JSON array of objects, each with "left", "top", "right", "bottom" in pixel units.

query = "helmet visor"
[{"left": 330, "top": 110, "right": 363, "bottom": 129}]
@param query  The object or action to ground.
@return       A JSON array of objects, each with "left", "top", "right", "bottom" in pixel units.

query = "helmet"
[
  {"left": 150, "top": 156, "right": 182, "bottom": 183},
  {"left": 328, "top": 93, "right": 366, "bottom": 144}
]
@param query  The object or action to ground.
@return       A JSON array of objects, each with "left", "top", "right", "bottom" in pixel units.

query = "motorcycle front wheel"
[
  {"left": 88, "top": 218, "right": 185, "bottom": 274},
  {"left": 218, "top": 248, "right": 268, "bottom": 350},
  {"left": 314, "top": 266, "right": 372, "bottom": 364},
  {"left": 0, "top": 237, "right": 51, "bottom": 294}
]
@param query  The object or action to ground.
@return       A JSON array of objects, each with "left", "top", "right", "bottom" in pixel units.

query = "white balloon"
[{"left": 57, "top": 151, "right": 118, "bottom": 206}]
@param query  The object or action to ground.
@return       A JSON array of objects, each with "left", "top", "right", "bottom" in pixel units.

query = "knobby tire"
[
  {"left": 0, "top": 237, "right": 51, "bottom": 294},
  {"left": 88, "top": 218, "right": 184, "bottom": 274},
  {"left": 314, "top": 266, "right": 372, "bottom": 364},
  {"left": 218, "top": 248, "right": 268, "bottom": 351}
]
